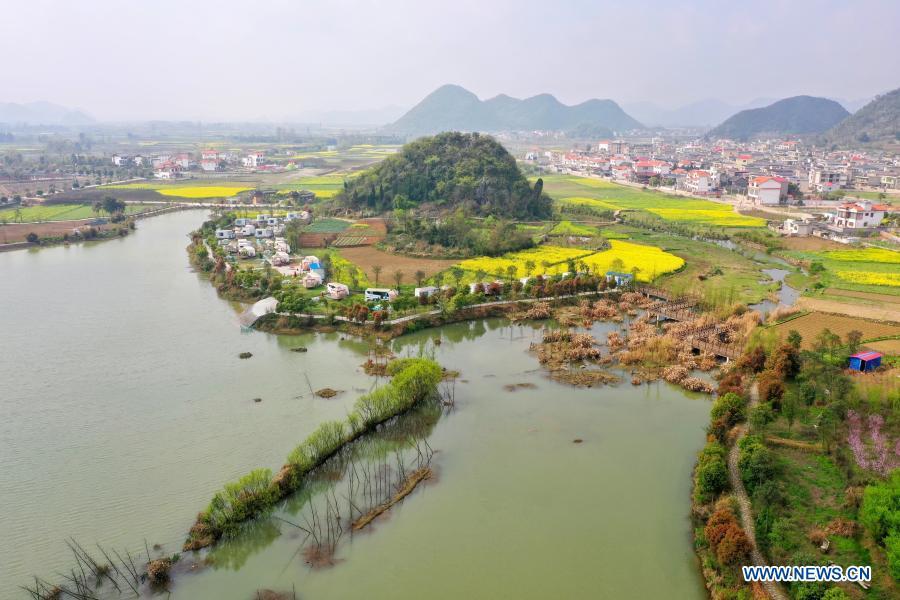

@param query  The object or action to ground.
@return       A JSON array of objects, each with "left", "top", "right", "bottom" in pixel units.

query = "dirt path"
[{"left": 728, "top": 383, "right": 788, "bottom": 600}]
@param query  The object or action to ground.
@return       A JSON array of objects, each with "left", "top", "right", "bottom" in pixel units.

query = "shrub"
[
  {"left": 697, "top": 442, "right": 729, "bottom": 500},
  {"left": 717, "top": 370, "right": 745, "bottom": 396},
  {"left": 749, "top": 402, "right": 776, "bottom": 431},
  {"left": 203, "top": 468, "right": 277, "bottom": 532},
  {"left": 716, "top": 525, "right": 751, "bottom": 565},
  {"left": 738, "top": 346, "right": 767, "bottom": 373},
  {"left": 822, "top": 588, "right": 850, "bottom": 600},
  {"left": 710, "top": 392, "right": 747, "bottom": 428},
  {"left": 758, "top": 370, "right": 785, "bottom": 406},
  {"left": 767, "top": 344, "right": 801, "bottom": 379},
  {"left": 287, "top": 420, "right": 347, "bottom": 472},
  {"left": 352, "top": 358, "right": 443, "bottom": 428},
  {"left": 739, "top": 435, "right": 776, "bottom": 495}
]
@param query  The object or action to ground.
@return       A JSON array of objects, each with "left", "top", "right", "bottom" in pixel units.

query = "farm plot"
[
  {"left": 0, "top": 203, "right": 154, "bottom": 222},
  {"left": 786, "top": 246, "right": 900, "bottom": 293},
  {"left": 580, "top": 240, "right": 685, "bottom": 282},
  {"left": 455, "top": 241, "right": 684, "bottom": 283},
  {"left": 104, "top": 182, "right": 253, "bottom": 199},
  {"left": 540, "top": 175, "right": 765, "bottom": 227},
  {"left": 769, "top": 312, "right": 900, "bottom": 349},
  {"left": 549, "top": 220, "right": 599, "bottom": 236},
  {"left": 275, "top": 176, "right": 344, "bottom": 199},
  {"left": 336, "top": 246, "right": 458, "bottom": 283},
  {"left": 304, "top": 218, "right": 352, "bottom": 233}
]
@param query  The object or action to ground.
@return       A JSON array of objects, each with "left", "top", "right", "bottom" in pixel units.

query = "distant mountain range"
[
  {"left": 384, "top": 85, "right": 642, "bottom": 136},
  {"left": 706, "top": 96, "right": 850, "bottom": 140},
  {"left": 0, "top": 101, "right": 94, "bottom": 126},
  {"left": 624, "top": 98, "right": 776, "bottom": 128},
  {"left": 823, "top": 87, "right": 900, "bottom": 147}
]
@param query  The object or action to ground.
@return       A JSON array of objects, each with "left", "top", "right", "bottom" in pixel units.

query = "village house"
[
  {"left": 153, "top": 163, "right": 183, "bottom": 179},
  {"left": 683, "top": 170, "right": 716, "bottom": 194},
  {"left": 747, "top": 176, "right": 788, "bottom": 205},
  {"left": 829, "top": 200, "right": 889, "bottom": 230},
  {"left": 809, "top": 167, "right": 848, "bottom": 193},
  {"left": 242, "top": 151, "right": 266, "bottom": 168}
]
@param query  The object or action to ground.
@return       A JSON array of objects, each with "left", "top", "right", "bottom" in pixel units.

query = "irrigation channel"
[{"left": 2, "top": 210, "right": 711, "bottom": 599}]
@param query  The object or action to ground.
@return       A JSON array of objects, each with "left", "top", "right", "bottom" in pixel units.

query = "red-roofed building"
[
  {"left": 684, "top": 170, "right": 716, "bottom": 194},
  {"left": 830, "top": 200, "right": 889, "bottom": 230},
  {"left": 748, "top": 175, "right": 788, "bottom": 205}
]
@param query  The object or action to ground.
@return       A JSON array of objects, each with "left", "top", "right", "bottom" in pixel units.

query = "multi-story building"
[
  {"left": 830, "top": 200, "right": 889, "bottom": 230},
  {"left": 748, "top": 176, "right": 788, "bottom": 205}
]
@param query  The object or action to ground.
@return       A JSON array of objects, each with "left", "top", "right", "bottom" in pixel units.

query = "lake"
[{"left": 0, "top": 211, "right": 710, "bottom": 599}]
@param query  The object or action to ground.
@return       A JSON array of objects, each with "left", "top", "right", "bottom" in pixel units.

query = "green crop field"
[
  {"left": 785, "top": 246, "right": 900, "bottom": 293},
  {"left": 304, "top": 218, "right": 351, "bottom": 233},
  {"left": 0, "top": 203, "right": 155, "bottom": 222},
  {"left": 539, "top": 175, "right": 765, "bottom": 227},
  {"left": 549, "top": 220, "right": 598, "bottom": 236}
]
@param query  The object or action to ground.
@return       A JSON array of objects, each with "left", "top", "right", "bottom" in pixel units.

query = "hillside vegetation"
[
  {"left": 707, "top": 96, "right": 849, "bottom": 140},
  {"left": 823, "top": 87, "right": 900, "bottom": 148},
  {"left": 386, "top": 84, "right": 641, "bottom": 136},
  {"left": 339, "top": 131, "right": 552, "bottom": 220}
]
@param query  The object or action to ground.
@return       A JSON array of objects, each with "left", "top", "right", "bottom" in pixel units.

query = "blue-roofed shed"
[{"left": 849, "top": 351, "right": 882, "bottom": 372}]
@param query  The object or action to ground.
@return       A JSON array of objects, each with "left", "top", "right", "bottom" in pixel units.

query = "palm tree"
[{"left": 372, "top": 265, "right": 382, "bottom": 285}]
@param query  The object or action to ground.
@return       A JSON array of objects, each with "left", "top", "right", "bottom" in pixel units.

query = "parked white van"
[{"left": 365, "top": 288, "right": 398, "bottom": 302}]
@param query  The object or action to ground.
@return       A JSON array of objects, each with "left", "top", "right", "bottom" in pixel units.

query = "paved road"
[{"left": 727, "top": 383, "right": 788, "bottom": 600}]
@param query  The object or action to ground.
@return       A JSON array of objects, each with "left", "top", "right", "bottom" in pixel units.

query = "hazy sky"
[{"left": 2, "top": 0, "right": 898, "bottom": 121}]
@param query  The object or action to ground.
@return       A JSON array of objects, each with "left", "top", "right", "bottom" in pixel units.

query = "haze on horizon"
[{"left": 1, "top": 0, "right": 898, "bottom": 122}]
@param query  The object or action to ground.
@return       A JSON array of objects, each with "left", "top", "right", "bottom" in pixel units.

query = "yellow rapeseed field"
[
  {"left": 456, "top": 241, "right": 683, "bottom": 282},
  {"left": 156, "top": 185, "right": 252, "bottom": 198},
  {"left": 822, "top": 248, "right": 900, "bottom": 264},
  {"left": 581, "top": 240, "right": 684, "bottom": 282},
  {"left": 647, "top": 208, "right": 765, "bottom": 227},
  {"left": 835, "top": 271, "right": 900, "bottom": 287},
  {"left": 457, "top": 246, "right": 594, "bottom": 277}
]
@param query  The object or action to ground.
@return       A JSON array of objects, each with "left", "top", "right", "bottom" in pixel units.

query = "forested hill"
[
  {"left": 385, "top": 84, "right": 642, "bottom": 136},
  {"left": 338, "top": 132, "right": 552, "bottom": 219},
  {"left": 823, "top": 87, "right": 900, "bottom": 148},
  {"left": 707, "top": 96, "right": 849, "bottom": 140}
]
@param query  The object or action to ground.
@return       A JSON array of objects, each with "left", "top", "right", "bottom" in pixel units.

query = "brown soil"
[
  {"left": 352, "top": 466, "right": 432, "bottom": 531},
  {"left": 315, "top": 388, "right": 341, "bottom": 398},
  {"left": 865, "top": 339, "right": 900, "bottom": 354},
  {"left": 778, "top": 237, "right": 846, "bottom": 251},
  {"left": 824, "top": 288, "right": 900, "bottom": 304},
  {"left": 794, "top": 297, "right": 900, "bottom": 323},
  {"left": 337, "top": 246, "right": 458, "bottom": 281}
]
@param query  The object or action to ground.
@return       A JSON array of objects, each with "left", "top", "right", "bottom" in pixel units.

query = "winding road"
[{"left": 728, "top": 383, "right": 788, "bottom": 600}]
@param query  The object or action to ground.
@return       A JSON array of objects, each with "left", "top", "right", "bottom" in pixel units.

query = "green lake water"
[{"left": 0, "top": 210, "right": 710, "bottom": 599}]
